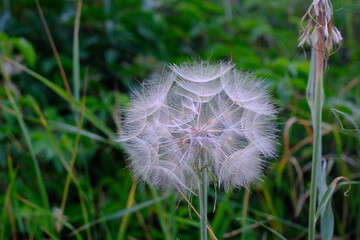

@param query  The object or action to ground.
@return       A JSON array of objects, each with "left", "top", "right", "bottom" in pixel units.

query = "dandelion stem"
[{"left": 199, "top": 158, "right": 208, "bottom": 240}]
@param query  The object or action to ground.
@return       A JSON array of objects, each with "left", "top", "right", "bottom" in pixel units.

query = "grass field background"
[{"left": 1, "top": 0, "right": 359, "bottom": 239}]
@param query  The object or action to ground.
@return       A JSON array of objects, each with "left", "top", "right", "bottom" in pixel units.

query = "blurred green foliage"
[{"left": 0, "top": 0, "right": 359, "bottom": 239}]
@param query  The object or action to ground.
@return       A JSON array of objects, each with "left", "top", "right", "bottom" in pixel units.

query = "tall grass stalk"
[
  {"left": 73, "top": 0, "right": 82, "bottom": 102},
  {"left": 241, "top": 189, "right": 250, "bottom": 240},
  {"left": 1, "top": 157, "right": 17, "bottom": 240},
  {"left": 299, "top": 1, "right": 343, "bottom": 239},
  {"left": 29, "top": 97, "right": 90, "bottom": 238},
  {"left": 307, "top": 47, "right": 324, "bottom": 240},
  {"left": 0, "top": 59, "right": 53, "bottom": 234},
  {"left": 35, "top": 0, "right": 72, "bottom": 97},
  {"left": 4, "top": 57, "right": 115, "bottom": 138},
  {"left": 117, "top": 180, "right": 137, "bottom": 240},
  {"left": 58, "top": 72, "right": 89, "bottom": 238}
]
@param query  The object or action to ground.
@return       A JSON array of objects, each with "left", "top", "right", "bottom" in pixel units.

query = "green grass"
[{"left": 0, "top": 0, "right": 359, "bottom": 239}]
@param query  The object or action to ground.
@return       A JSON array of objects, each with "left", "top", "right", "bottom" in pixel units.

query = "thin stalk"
[
  {"left": 73, "top": 0, "right": 82, "bottom": 103},
  {"left": 300, "top": 1, "right": 342, "bottom": 239},
  {"left": 241, "top": 189, "right": 250, "bottom": 240},
  {"left": 1, "top": 157, "right": 17, "bottom": 240},
  {"left": 35, "top": 0, "right": 72, "bottom": 97},
  {"left": 57, "top": 70, "right": 89, "bottom": 238},
  {"left": 199, "top": 158, "right": 208, "bottom": 240},
  {"left": 117, "top": 180, "right": 137, "bottom": 240},
  {"left": 308, "top": 45, "right": 324, "bottom": 239}
]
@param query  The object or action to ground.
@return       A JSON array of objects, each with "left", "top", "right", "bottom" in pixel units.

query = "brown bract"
[{"left": 298, "top": 0, "right": 343, "bottom": 55}]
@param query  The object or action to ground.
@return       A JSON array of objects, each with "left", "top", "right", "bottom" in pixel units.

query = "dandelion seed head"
[{"left": 119, "top": 61, "right": 278, "bottom": 193}]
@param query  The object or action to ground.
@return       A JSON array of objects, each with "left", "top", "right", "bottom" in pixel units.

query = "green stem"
[
  {"left": 199, "top": 158, "right": 208, "bottom": 240},
  {"left": 308, "top": 48, "right": 324, "bottom": 240},
  {"left": 73, "top": 0, "right": 82, "bottom": 103},
  {"left": 241, "top": 189, "right": 250, "bottom": 240}
]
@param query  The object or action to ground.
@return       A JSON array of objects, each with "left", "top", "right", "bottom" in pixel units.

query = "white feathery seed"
[{"left": 119, "top": 61, "right": 278, "bottom": 193}]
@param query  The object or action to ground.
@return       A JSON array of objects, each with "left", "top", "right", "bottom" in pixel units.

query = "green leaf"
[
  {"left": 318, "top": 161, "right": 334, "bottom": 240},
  {"left": 3, "top": 58, "right": 115, "bottom": 139},
  {"left": 315, "top": 176, "right": 350, "bottom": 221},
  {"left": 321, "top": 204, "right": 334, "bottom": 240},
  {"left": 70, "top": 194, "right": 170, "bottom": 236},
  {"left": 331, "top": 108, "right": 360, "bottom": 133},
  {"left": 48, "top": 120, "right": 107, "bottom": 142},
  {"left": 17, "top": 196, "right": 82, "bottom": 240},
  {"left": 13, "top": 38, "right": 36, "bottom": 67},
  {"left": 235, "top": 217, "right": 287, "bottom": 240}
]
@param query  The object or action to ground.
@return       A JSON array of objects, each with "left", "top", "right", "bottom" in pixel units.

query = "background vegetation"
[{"left": 0, "top": 0, "right": 359, "bottom": 239}]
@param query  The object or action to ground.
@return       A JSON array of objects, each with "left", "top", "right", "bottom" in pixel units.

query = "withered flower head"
[{"left": 299, "top": 0, "right": 343, "bottom": 53}]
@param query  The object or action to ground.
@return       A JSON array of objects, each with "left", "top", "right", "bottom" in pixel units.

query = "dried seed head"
[
  {"left": 299, "top": 0, "right": 343, "bottom": 53},
  {"left": 119, "top": 62, "right": 278, "bottom": 193}
]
